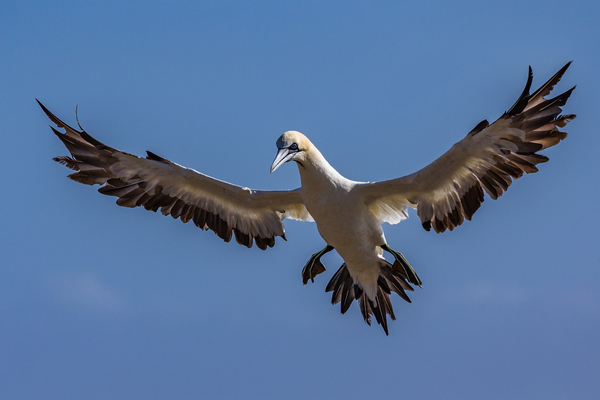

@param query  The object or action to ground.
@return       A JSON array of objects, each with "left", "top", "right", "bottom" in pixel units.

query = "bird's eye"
[{"left": 289, "top": 143, "right": 299, "bottom": 151}]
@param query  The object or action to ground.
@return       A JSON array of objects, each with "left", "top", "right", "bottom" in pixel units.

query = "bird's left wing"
[
  {"left": 357, "top": 63, "right": 576, "bottom": 233},
  {"left": 39, "top": 100, "right": 312, "bottom": 249}
]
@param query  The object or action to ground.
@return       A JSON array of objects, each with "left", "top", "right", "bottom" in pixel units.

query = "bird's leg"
[
  {"left": 380, "top": 244, "right": 422, "bottom": 287},
  {"left": 302, "top": 245, "right": 334, "bottom": 285}
]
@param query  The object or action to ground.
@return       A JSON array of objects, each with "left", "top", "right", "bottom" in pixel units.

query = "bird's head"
[{"left": 270, "top": 131, "right": 312, "bottom": 173}]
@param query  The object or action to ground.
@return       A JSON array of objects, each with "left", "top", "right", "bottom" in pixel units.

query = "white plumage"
[{"left": 40, "top": 62, "right": 575, "bottom": 334}]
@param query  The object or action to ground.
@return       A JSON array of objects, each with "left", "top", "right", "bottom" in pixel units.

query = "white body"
[{"left": 295, "top": 144, "right": 385, "bottom": 298}]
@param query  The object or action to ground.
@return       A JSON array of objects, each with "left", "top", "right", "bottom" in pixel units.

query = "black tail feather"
[{"left": 325, "top": 261, "right": 413, "bottom": 335}]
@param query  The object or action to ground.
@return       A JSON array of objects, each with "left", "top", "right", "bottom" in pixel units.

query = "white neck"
[{"left": 296, "top": 146, "right": 352, "bottom": 191}]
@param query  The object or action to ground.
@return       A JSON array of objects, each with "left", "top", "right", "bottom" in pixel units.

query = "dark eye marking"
[{"left": 289, "top": 143, "right": 299, "bottom": 151}]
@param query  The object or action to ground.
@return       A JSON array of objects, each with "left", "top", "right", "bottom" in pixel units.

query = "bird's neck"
[{"left": 296, "top": 147, "right": 350, "bottom": 191}]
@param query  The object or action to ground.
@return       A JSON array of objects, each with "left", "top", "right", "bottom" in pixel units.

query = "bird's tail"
[{"left": 325, "top": 261, "right": 414, "bottom": 335}]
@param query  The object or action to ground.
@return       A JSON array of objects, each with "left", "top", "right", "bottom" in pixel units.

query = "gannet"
[{"left": 39, "top": 63, "right": 575, "bottom": 335}]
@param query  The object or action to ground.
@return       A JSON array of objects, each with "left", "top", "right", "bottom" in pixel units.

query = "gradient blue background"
[{"left": 1, "top": 1, "right": 599, "bottom": 399}]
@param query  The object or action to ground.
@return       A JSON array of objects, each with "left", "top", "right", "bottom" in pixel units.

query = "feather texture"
[
  {"left": 326, "top": 261, "right": 412, "bottom": 335},
  {"left": 359, "top": 63, "right": 576, "bottom": 233},
  {"left": 39, "top": 100, "right": 312, "bottom": 250}
]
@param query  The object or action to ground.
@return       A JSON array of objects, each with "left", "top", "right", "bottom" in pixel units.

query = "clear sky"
[{"left": 1, "top": 1, "right": 599, "bottom": 399}]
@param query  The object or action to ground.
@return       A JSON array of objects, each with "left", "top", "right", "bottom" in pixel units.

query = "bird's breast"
[{"left": 301, "top": 185, "right": 384, "bottom": 252}]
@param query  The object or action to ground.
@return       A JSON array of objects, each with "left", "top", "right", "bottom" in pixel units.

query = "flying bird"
[{"left": 40, "top": 63, "right": 575, "bottom": 335}]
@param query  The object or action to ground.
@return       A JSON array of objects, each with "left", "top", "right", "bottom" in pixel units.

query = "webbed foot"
[
  {"left": 302, "top": 245, "right": 334, "bottom": 285},
  {"left": 380, "top": 244, "right": 422, "bottom": 287}
]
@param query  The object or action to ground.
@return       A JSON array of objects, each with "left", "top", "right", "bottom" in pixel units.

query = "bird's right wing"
[
  {"left": 39, "top": 100, "right": 312, "bottom": 250},
  {"left": 357, "top": 63, "right": 575, "bottom": 233}
]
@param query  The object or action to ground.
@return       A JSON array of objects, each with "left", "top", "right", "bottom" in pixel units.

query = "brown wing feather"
[
  {"left": 360, "top": 63, "right": 576, "bottom": 233},
  {"left": 40, "top": 100, "right": 311, "bottom": 249}
]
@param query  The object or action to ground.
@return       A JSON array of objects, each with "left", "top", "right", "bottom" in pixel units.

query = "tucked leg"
[
  {"left": 302, "top": 245, "right": 334, "bottom": 285},
  {"left": 380, "top": 244, "right": 422, "bottom": 287}
]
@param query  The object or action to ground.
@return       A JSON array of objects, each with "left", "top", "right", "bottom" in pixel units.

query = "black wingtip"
[
  {"left": 507, "top": 65, "right": 534, "bottom": 115},
  {"left": 75, "top": 104, "right": 86, "bottom": 132},
  {"left": 507, "top": 62, "right": 574, "bottom": 116},
  {"left": 36, "top": 99, "right": 74, "bottom": 131},
  {"left": 36, "top": 98, "right": 52, "bottom": 117},
  {"left": 528, "top": 61, "right": 573, "bottom": 102}
]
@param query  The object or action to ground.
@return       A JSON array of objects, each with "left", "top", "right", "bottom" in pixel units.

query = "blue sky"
[{"left": 1, "top": 1, "right": 599, "bottom": 399}]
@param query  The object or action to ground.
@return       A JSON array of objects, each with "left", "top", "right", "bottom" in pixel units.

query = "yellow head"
[{"left": 270, "top": 131, "right": 313, "bottom": 173}]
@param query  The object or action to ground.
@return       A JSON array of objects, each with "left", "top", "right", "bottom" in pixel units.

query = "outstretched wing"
[
  {"left": 39, "top": 100, "right": 312, "bottom": 249},
  {"left": 358, "top": 62, "right": 576, "bottom": 233}
]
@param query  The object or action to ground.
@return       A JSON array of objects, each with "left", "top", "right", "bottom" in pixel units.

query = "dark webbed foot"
[
  {"left": 380, "top": 244, "right": 422, "bottom": 287},
  {"left": 302, "top": 245, "right": 334, "bottom": 284}
]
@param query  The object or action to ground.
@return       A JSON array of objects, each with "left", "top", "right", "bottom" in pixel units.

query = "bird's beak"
[{"left": 270, "top": 147, "right": 294, "bottom": 173}]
